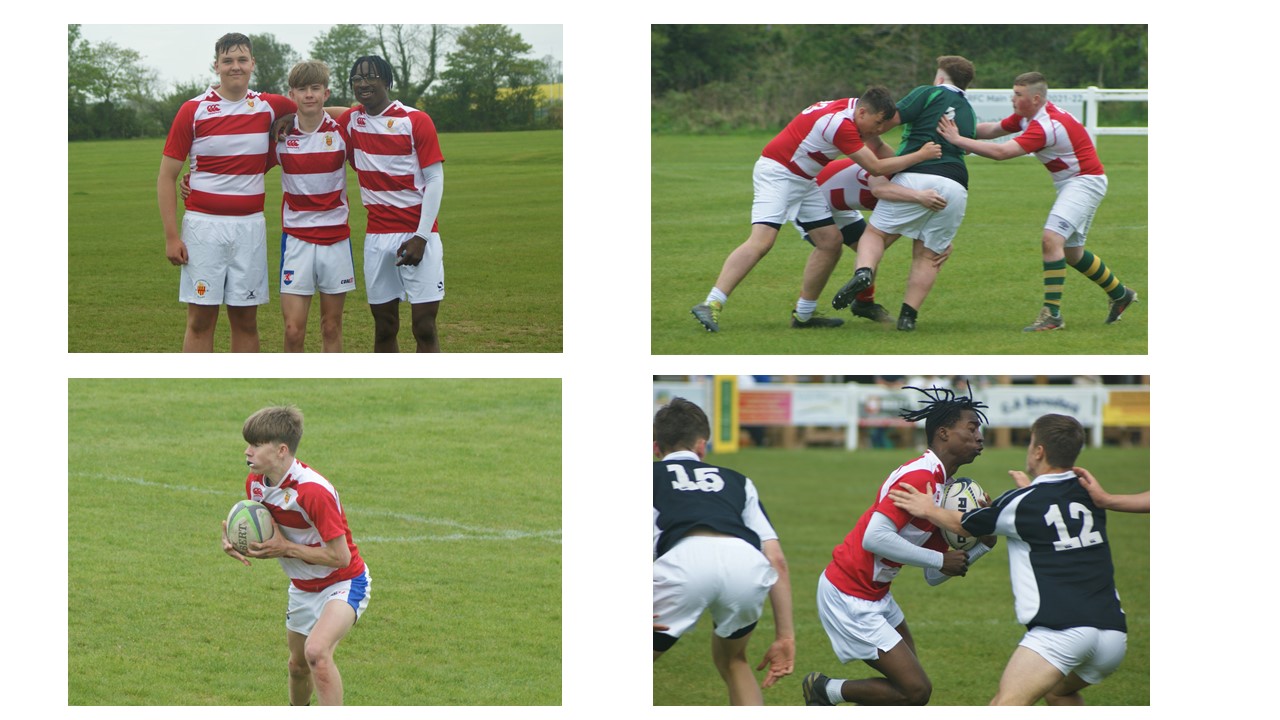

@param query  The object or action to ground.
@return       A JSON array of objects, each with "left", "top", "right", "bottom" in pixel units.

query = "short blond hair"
[
  {"left": 1014, "top": 71, "right": 1048, "bottom": 99},
  {"left": 243, "top": 405, "right": 304, "bottom": 454},
  {"left": 288, "top": 60, "right": 331, "bottom": 89}
]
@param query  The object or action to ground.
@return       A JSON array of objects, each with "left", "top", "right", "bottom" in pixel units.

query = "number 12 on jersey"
[
  {"left": 1044, "top": 502, "right": 1105, "bottom": 551},
  {"left": 666, "top": 464, "right": 725, "bottom": 493}
]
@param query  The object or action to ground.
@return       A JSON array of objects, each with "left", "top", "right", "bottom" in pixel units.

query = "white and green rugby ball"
[{"left": 226, "top": 499, "right": 274, "bottom": 554}]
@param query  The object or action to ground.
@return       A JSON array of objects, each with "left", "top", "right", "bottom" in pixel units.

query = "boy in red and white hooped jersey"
[
  {"left": 691, "top": 88, "right": 942, "bottom": 333},
  {"left": 158, "top": 32, "right": 297, "bottom": 352},
  {"left": 937, "top": 71, "right": 1138, "bottom": 332},
  {"left": 273, "top": 60, "right": 355, "bottom": 353},
  {"left": 339, "top": 55, "right": 446, "bottom": 352},
  {"left": 222, "top": 405, "right": 370, "bottom": 706}
]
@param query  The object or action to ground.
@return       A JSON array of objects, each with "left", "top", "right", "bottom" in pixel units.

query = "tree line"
[
  {"left": 652, "top": 25, "right": 1147, "bottom": 133},
  {"left": 69, "top": 24, "right": 563, "bottom": 141}
]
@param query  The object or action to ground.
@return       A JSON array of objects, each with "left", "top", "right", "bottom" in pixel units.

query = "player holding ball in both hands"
[
  {"left": 802, "top": 385, "right": 997, "bottom": 706},
  {"left": 221, "top": 406, "right": 370, "bottom": 706}
]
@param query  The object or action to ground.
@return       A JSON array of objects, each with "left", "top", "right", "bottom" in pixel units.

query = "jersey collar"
[
  {"left": 1031, "top": 470, "right": 1077, "bottom": 485},
  {"left": 661, "top": 450, "right": 700, "bottom": 462}
]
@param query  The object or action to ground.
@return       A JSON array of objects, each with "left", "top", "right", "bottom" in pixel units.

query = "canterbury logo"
[
  {"left": 207, "top": 104, "right": 221, "bottom": 113},
  {"left": 287, "top": 139, "right": 301, "bottom": 147}
]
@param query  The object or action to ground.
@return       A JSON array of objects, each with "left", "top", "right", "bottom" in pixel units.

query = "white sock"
[
  {"left": 794, "top": 298, "right": 817, "bottom": 320},
  {"left": 827, "top": 679, "right": 846, "bottom": 704},
  {"left": 706, "top": 288, "right": 727, "bottom": 306}
]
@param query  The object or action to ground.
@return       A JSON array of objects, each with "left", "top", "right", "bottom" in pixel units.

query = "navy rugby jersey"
[
  {"left": 961, "top": 471, "right": 1126, "bottom": 632},
  {"left": 653, "top": 451, "right": 777, "bottom": 560}
]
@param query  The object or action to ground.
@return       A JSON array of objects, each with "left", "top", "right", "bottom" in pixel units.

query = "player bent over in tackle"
[
  {"left": 803, "top": 385, "right": 997, "bottom": 705},
  {"left": 889, "top": 413, "right": 1128, "bottom": 704},
  {"left": 653, "top": 398, "right": 796, "bottom": 704},
  {"left": 221, "top": 406, "right": 371, "bottom": 705},
  {"left": 936, "top": 71, "right": 1137, "bottom": 331}
]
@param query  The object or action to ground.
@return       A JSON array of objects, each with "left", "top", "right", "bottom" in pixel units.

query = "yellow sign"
[{"left": 712, "top": 376, "right": 740, "bottom": 453}]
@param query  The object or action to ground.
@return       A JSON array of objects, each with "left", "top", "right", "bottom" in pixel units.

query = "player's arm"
[
  {"left": 1075, "top": 466, "right": 1151, "bottom": 513},
  {"left": 158, "top": 155, "right": 188, "bottom": 265},
  {"left": 397, "top": 161, "right": 444, "bottom": 267},
  {"left": 867, "top": 173, "right": 947, "bottom": 211},
  {"left": 974, "top": 121, "right": 1011, "bottom": 140},
  {"left": 887, "top": 483, "right": 966, "bottom": 537},
  {"left": 247, "top": 519, "right": 352, "bottom": 568},
  {"left": 863, "top": 510, "right": 967, "bottom": 576},
  {"left": 850, "top": 141, "right": 941, "bottom": 177},
  {"left": 937, "top": 116, "right": 1027, "bottom": 161},
  {"left": 755, "top": 539, "right": 795, "bottom": 688}
]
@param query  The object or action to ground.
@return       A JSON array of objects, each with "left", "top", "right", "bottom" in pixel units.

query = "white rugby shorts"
[
  {"left": 816, "top": 572, "right": 906, "bottom": 662},
  {"left": 364, "top": 232, "right": 445, "bottom": 305},
  {"left": 286, "top": 568, "right": 372, "bottom": 636},
  {"left": 179, "top": 211, "right": 269, "bottom": 306},
  {"left": 1045, "top": 174, "right": 1108, "bottom": 247},
  {"left": 751, "top": 157, "right": 831, "bottom": 227},
  {"left": 652, "top": 536, "right": 777, "bottom": 640},
  {"left": 279, "top": 234, "right": 356, "bottom": 296},
  {"left": 868, "top": 174, "right": 968, "bottom": 254},
  {"left": 1018, "top": 625, "right": 1127, "bottom": 685}
]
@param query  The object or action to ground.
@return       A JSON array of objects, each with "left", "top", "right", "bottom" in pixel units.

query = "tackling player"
[
  {"left": 221, "top": 405, "right": 370, "bottom": 706},
  {"left": 158, "top": 33, "right": 297, "bottom": 352},
  {"left": 802, "top": 385, "right": 997, "bottom": 706},
  {"left": 653, "top": 398, "right": 795, "bottom": 705},
  {"left": 339, "top": 55, "right": 446, "bottom": 352},
  {"left": 793, "top": 158, "right": 950, "bottom": 324},
  {"left": 690, "top": 87, "right": 942, "bottom": 332},
  {"left": 936, "top": 71, "right": 1137, "bottom": 331},
  {"left": 889, "top": 413, "right": 1129, "bottom": 705}
]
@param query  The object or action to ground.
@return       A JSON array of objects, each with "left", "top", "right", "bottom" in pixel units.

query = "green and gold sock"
[
  {"left": 1070, "top": 250, "right": 1126, "bottom": 301},
  {"left": 1042, "top": 259, "right": 1066, "bottom": 316}
]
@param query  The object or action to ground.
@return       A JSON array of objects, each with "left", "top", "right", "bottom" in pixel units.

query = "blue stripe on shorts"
[{"left": 346, "top": 570, "right": 370, "bottom": 613}]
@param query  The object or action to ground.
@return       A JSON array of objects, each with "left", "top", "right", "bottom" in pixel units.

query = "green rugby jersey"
[{"left": 894, "top": 84, "right": 978, "bottom": 188}]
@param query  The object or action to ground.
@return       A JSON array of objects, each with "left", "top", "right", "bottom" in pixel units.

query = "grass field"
[
  {"left": 68, "top": 378, "right": 562, "bottom": 705},
  {"left": 653, "top": 446, "right": 1150, "bottom": 705},
  {"left": 68, "top": 130, "right": 562, "bottom": 353},
  {"left": 651, "top": 134, "right": 1147, "bottom": 354}
]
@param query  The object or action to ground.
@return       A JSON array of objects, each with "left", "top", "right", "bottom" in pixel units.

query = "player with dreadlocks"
[{"left": 802, "top": 383, "right": 998, "bottom": 705}]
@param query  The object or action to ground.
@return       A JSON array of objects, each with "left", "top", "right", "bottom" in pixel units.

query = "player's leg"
[
  {"left": 287, "top": 629, "right": 314, "bottom": 706},
  {"left": 1043, "top": 671, "right": 1091, "bottom": 705},
  {"left": 226, "top": 305, "right": 261, "bottom": 352},
  {"left": 410, "top": 301, "right": 441, "bottom": 353},
  {"left": 318, "top": 293, "right": 345, "bottom": 353},
  {"left": 990, "top": 645, "right": 1068, "bottom": 705},
  {"left": 305, "top": 599, "right": 358, "bottom": 705},
  {"left": 793, "top": 221, "right": 844, "bottom": 327},
  {"left": 369, "top": 300, "right": 400, "bottom": 352},
  {"left": 183, "top": 304, "right": 219, "bottom": 352},
  {"left": 281, "top": 293, "right": 313, "bottom": 352},
  {"left": 899, "top": 239, "right": 946, "bottom": 331},
  {"left": 710, "top": 630, "right": 764, "bottom": 705},
  {"left": 1064, "top": 242, "right": 1136, "bottom": 324},
  {"left": 713, "top": 223, "right": 781, "bottom": 299},
  {"left": 831, "top": 224, "right": 896, "bottom": 310}
]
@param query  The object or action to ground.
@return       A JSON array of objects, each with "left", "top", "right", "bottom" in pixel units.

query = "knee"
[
  {"left": 371, "top": 313, "right": 399, "bottom": 342},
  {"left": 898, "top": 677, "right": 932, "bottom": 705},
  {"left": 321, "top": 316, "right": 342, "bottom": 341},
  {"left": 284, "top": 322, "right": 307, "bottom": 347},
  {"left": 304, "top": 642, "right": 333, "bottom": 671},
  {"left": 411, "top": 315, "right": 438, "bottom": 344},
  {"left": 288, "top": 655, "right": 311, "bottom": 679}
]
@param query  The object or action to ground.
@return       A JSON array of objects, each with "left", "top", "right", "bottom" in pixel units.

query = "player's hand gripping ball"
[{"left": 226, "top": 500, "right": 275, "bottom": 554}]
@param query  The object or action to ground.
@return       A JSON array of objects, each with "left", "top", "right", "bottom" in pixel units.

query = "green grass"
[
  {"left": 68, "top": 379, "right": 561, "bottom": 705},
  {"left": 68, "top": 130, "right": 563, "bottom": 352},
  {"left": 651, "top": 133, "right": 1147, "bottom": 354},
  {"left": 654, "top": 446, "right": 1150, "bottom": 705}
]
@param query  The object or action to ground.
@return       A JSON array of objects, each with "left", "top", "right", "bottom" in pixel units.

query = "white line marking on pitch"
[{"left": 74, "top": 472, "right": 561, "bottom": 544}]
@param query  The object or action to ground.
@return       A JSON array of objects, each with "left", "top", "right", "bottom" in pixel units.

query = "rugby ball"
[
  {"left": 226, "top": 500, "right": 274, "bottom": 554},
  {"left": 939, "top": 478, "right": 985, "bottom": 551}
]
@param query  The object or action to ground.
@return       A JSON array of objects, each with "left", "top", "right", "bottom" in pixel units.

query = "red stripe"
[
  {"left": 195, "top": 113, "right": 271, "bottom": 137},
  {"left": 285, "top": 224, "right": 349, "bottom": 245},
  {"left": 281, "top": 151, "right": 346, "bottom": 174},
  {"left": 828, "top": 187, "right": 851, "bottom": 211},
  {"left": 197, "top": 153, "right": 269, "bottom": 176},
  {"left": 354, "top": 130, "right": 412, "bottom": 155},
  {"left": 284, "top": 189, "right": 344, "bottom": 212},
  {"left": 367, "top": 204, "right": 421, "bottom": 233},
  {"left": 187, "top": 189, "right": 264, "bottom": 216},
  {"left": 289, "top": 556, "right": 366, "bottom": 592},
  {"left": 357, "top": 168, "right": 416, "bottom": 193}
]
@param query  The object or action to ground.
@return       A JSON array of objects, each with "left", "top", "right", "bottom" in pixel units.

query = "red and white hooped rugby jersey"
[
  {"left": 816, "top": 157, "right": 878, "bottom": 213},
  {"left": 246, "top": 459, "right": 365, "bottom": 592},
  {"left": 1001, "top": 101, "right": 1106, "bottom": 183},
  {"left": 761, "top": 98, "right": 870, "bottom": 180},
  {"left": 163, "top": 88, "right": 297, "bottom": 216},
  {"left": 340, "top": 101, "right": 445, "bottom": 235},
  {"left": 272, "top": 115, "right": 350, "bottom": 245},
  {"left": 823, "top": 449, "right": 949, "bottom": 601}
]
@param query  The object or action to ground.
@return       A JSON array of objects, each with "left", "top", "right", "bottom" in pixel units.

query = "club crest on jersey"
[
  {"left": 386, "top": 119, "right": 395, "bottom": 129},
  {"left": 195, "top": 280, "right": 209, "bottom": 297},
  {"left": 283, "top": 270, "right": 294, "bottom": 285},
  {"left": 325, "top": 134, "right": 333, "bottom": 147},
  {"left": 248, "top": 99, "right": 255, "bottom": 108},
  {"left": 284, "top": 491, "right": 292, "bottom": 504}
]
